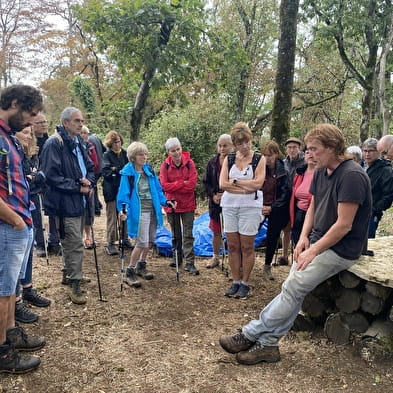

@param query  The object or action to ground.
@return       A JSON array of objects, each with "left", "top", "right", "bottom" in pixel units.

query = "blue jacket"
[{"left": 117, "top": 162, "right": 167, "bottom": 238}]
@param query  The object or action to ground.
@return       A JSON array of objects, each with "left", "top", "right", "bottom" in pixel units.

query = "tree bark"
[
  {"left": 270, "top": 0, "right": 299, "bottom": 146},
  {"left": 324, "top": 313, "right": 351, "bottom": 344}
]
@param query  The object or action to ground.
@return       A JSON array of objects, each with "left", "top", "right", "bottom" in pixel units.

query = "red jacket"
[{"left": 160, "top": 151, "right": 197, "bottom": 213}]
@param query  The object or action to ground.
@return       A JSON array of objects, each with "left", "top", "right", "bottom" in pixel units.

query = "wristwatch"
[{"left": 232, "top": 179, "right": 237, "bottom": 186}]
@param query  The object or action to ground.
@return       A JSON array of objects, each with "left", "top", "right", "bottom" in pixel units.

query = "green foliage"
[
  {"left": 70, "top": 76, "right": 97, "bottom": 117},
  {"left": 141, "top": 95, "right": 234, "bottom": 195}
]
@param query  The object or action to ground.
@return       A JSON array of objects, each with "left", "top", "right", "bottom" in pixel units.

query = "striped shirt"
[{"left": 0, "top": 120, "right": 32, "bottom": 226}]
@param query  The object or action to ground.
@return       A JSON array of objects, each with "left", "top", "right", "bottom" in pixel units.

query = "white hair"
[{"left": 165, "top": 137, "right": 181, "bottom": 152}]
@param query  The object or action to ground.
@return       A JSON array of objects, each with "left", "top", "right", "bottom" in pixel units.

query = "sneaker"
[
  {"left": 105, "top": 243, "right": 119, "bottom": 255},
  {"left": 135, "top": 260, "right": 154, "bottom": 280},
  {"left": 224, "top": 283, "right": 240, "bottom": 297},
  {"left": 235, "top": 341, "right": 281, "bottom": 365},
  {"left": 219, "top": 330, "right": 255, "bottom": 354},
  {"left": 263, "top": 265, "right": 275, "bottom": 281},
  {"left": 22, "top": 287, "right": 51, "bottom": 308},
  {"left": 6, "top": 326, "right": 46, "bottom": 352},
  {"left": 124, "top": 267, "right": 141, "bottom": 288},
  {"left": 362, "top": 249, "right": 374, "bottom": 257},
  {"left": 15, "top": 301, "right": 38, "bottom": 324},
  {"left": 68, "top": 280, "right": 87, "bottom": 305},
  {"left": 35, "top": 247, "right": 46, "bottom": 258},
  {"left": 206, "top": 256, "right": 220, "bottom": 269},
  {"left": 0, "top": 343, "right": 40, "bottom": 374},
  {"left": 276, "top": 256, "right": 289, "bottom": 266},
  {"left": 184, "top": 262, "right": 199, "bottom": 275},
  {"left": 234, "top": 283, "right": 250, "bottom": 299}
]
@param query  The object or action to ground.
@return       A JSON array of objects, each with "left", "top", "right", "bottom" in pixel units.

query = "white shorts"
[{"left": 222, "top": 207, "right": 263, "bottom": 236}]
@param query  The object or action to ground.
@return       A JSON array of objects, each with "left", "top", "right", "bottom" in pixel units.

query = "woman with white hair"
[
  {"left": 117, "top": 142, "right": 174, "bottom": 287},
  {"left": 160, "top": 137, "right": 199, "bottom": 275},
  {"left": 202, "top": 134, "right": 233, "bottom": 268}
]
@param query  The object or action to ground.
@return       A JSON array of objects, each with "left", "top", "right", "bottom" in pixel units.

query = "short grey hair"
[
  {"left": 362, "top": 138, "right": 378, "bottom": 150},
  {"left": 346, "top": 145, "right": 362, "bottom": 159},
  {"left": 165, "top": 137, "right": 181, "bottom": 152},
  {"left": 60, "top": 107, "right": 81, "bottom": 123},
  {"left": 127, "top": 141, "right": 148, "bottom": 162}
]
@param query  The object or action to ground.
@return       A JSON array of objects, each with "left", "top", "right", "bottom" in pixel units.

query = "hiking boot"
[
  {"left": 6, "top": 326, "right": 46, "bottom": 352},
  {"left": 62, "top": 272, "right": 91, "bottom": 286},
  {"left": 35, "top": 247, "right": 46, "bottom": 258},
  {"left": 0, "top": 343, "right": 40, "bottom": 374},
  {"left": 15, "top": 300, "right": 38, "bottom": 324},
  {"left": 105, "top": 243, "right": 119, "bottom": 255},
  {"left": 219, "top": 330, "right": 255, "bottom": 354},
  {"left": 184, "top": 262, "right": 199, "bottom": 275},
  {"left": 22, "top": 287, "right": 51, "bottom": 308},
  {"left": 263, "top": 265, "right": 275, "bottom": 281},
  {"left": 206, "top": 256, "right": 220, "bottom": 269},
  {"left": 135, "top": 260, "right": 154, "bottom": 280},
  {"left": 276, "top": 256, "right": 289, "bottom": 266},
  {"left": 48, "top": 243, "right": 62, "bottom": 256},
  {"left": 68, "top": 280, "right": 87, "bottom": 304},
  {"left": 235, "top": 341, "right": 281, "bottom": 365},
  {"left": 234, "top": 283, "right": 250, "bottom": 299},
  {"left": 124, "top": 266, "right": 141, "bottom": 288},
  {"left": 224, "top": 283, "right": 240, "bottom": 297},
  {"left": 123, "top": 239, "right": 134, "bottom": 249}
]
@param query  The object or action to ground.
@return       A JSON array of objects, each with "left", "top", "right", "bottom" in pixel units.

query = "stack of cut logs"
[{"left": 293, "top": 270, "right": 393, "bottom": 345}]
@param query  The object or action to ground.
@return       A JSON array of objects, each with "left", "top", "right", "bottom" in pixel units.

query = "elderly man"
[
  {"left": 362, "top": 138, "right": 393, "bottom": 239},
  {"left": 219, "top": 124, "right": 371, "bottom": 365},
  {"left": 40, "top": 107, "right": 95, "bottom": 304},
  {"left": 377, "top": 134, "right": 393, "bottom": 161},
  {"left": 0, "top": 85, "right": 45, "bottom": 373}
]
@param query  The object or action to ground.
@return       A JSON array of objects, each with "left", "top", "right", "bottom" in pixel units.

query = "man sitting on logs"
[{"left": 219, "top": 123, "right": 372, "bottom": 365}]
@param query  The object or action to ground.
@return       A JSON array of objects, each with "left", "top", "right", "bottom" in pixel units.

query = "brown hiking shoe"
[
  {"left": 6, "top": 326, "right": 46, "bottom": 352},
  {"left": 263, "top": 265, "right": 275, "bottom": 281},
  {"left": 69, "top": 280, "right": 87, "bottom": 304},
  {"left": 219, "top": 330, "right": 254, "bottom": 354},
  {"left": 0, "top": 343, "right": 40, "bottom": 374},
  {"left": 235, "top": 341, "right": 281, "bottom": 365},
  {"left": 206, "top": 256, "right": 220, "bottom": 269}
]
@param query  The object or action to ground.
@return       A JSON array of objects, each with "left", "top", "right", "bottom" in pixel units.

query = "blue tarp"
[{"left": 154, "top": 212, "right": 268, "bottom": 257}]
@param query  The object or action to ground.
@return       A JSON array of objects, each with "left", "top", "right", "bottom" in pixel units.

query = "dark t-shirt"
[{"left": 309, "top": 159, "right": 372, "bottom": 260}]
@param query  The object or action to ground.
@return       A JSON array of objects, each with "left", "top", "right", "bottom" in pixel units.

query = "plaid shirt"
[{"left": 0, "top": 119, "right": 32, "bottom": 226}]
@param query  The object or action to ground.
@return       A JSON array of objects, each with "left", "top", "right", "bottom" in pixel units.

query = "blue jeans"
[
  {"left": 0, "top": 223, "right": 33, "bottom": 296},
  {"left": 242, "top": 249, "right": 357, "bottom": 346}
]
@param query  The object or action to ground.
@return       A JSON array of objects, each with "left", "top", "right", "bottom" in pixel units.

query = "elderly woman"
[
  {"left": 219, "top": 122, "right": 266, "bottom": 299},
  {"left": 202, "top": 134, "right": 233, "bottom": 268},
  {"left": 260, "top": 140, "right": 291, "bottom": 281},
  {"left": 347, "top": 145, "right": 364, "bottom": 167},
  {"left": 117, "top": 142, "right": 173, "bottom": 287},
  {"left": 160, "top": 137, "right": 199, "bottom": 275},
  {"left": 102, "top": 130, "right": 132, "bottom": 255}
]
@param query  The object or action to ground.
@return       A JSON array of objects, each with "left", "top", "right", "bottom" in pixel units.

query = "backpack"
[
  {"left": 227, "top": 152, "right": 262, "bottom": 200},
  {"left": 127, "top": 164, "right": 155, "bottom": 196}
]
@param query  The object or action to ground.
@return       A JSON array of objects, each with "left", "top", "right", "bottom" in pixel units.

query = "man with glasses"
[
  {"left": 40, "top": 107, "right": 95, "bottom": 304},
  {"left": 362, "top": 138, "right": 393, "bottom": 240},
  {"left": 377, "top": 134, "right": 393, "bottom": 161}
]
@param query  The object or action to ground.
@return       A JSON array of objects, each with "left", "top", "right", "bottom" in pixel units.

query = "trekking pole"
[
  {"left": 119, "top": 203, "right": 126, "bottom": 293},
  {"left": 219, "top": 212, "right": 229, "bottom": 277},
  {"left": 38, "top": 193, "right": 49, "bottom": 266},
  {"left": 86, "top": 194, "right": 107, "bottom": 302},
  {"left": 171, "top": 206, "right": 181, "bottom": 282}
]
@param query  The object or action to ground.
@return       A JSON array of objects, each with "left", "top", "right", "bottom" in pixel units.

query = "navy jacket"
[{"left": 40, "top": 126, "right": 95, "bottom": 217}]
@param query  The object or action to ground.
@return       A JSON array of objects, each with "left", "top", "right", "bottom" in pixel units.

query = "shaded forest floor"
[{"left": 1, "top": 207, "right": 393, "bottom": 392}]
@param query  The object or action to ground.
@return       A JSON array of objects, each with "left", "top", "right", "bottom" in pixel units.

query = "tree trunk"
[
  {"left": 339, "top": 270, "right": 362, "bottom": 289},
  {"left": 361, "top": 292, "right": 384, "bottom": 315},
  {"left": 335, "top": 288, "right": 361, "bottom": 313},
  {"left": 129, "top": 16, "right": 175, "bottom": 142},
  {"left": 270, "top": 0, "right": 299, "bottom": 146},
  {"left": 324, "top": 313, "right": 351, "bottom": 344}
]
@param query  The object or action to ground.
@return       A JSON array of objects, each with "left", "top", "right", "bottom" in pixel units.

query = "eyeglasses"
[
  {"left": 362, "top": 149, "right": 377, "bottom": 154},
  {"left": 34, "top": 121, "right": 47, "bottom": 125}
]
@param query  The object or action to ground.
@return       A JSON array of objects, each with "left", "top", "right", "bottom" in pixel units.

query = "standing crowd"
[{"left": 1, "top": 84, "right": 393, "bottom": 374}]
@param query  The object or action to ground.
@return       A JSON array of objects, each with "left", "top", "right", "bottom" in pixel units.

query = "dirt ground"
[{"left": 1, "top": 210, "right": 392, "bottom": 393}]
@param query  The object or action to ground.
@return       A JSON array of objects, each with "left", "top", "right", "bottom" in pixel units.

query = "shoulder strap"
[
  {"left": 128, "top": 175, "right": 135, "bottom": 196},
  {"left": 227, "top": 152, "right": 236, "bottom": 177},
  {"left": 54, "top": 131, "right": 64, "bottom": 146},
  {"left": 251, "top": 152, "right": 262, "bottom": 175}
]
